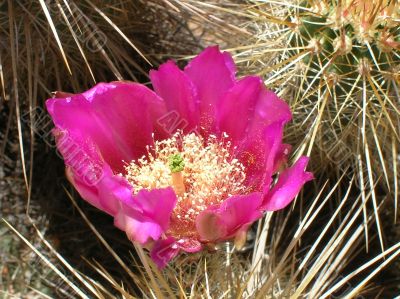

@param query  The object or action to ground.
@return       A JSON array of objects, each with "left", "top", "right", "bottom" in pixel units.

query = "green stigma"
[{"left": 169, "top": 153, "right": 185, "bottom": 173}]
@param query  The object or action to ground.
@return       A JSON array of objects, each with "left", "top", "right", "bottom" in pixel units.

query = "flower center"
[{"left": 124, "top": 132, "right": 247, "bottom": 238}]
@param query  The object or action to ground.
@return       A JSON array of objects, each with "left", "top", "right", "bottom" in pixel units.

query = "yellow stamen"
[{"left": 123, "top": 131, "right": 247, "bottom": 232}]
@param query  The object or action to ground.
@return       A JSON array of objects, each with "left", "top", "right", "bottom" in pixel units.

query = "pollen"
[{"left": 124, "top": 131, "right": 247, "bottom": 238}]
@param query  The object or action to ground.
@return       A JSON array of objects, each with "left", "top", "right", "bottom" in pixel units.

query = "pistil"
[{"left": 169, "top": 154, "right": 186, "bottom": 197}]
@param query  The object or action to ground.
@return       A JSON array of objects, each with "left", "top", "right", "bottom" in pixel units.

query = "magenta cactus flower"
[{"left": 46, "top": 46, "right": 313, "bottom": 268}]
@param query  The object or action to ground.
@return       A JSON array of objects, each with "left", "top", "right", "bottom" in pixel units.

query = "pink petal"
[
  {"left": 57, "top": 129, "right": 130, "bottom": 216},
  {"left": 217, "top": 76, "right": 262, "bottom": 143},
  {"left": 176, "top": 238, "right": 203, "bottom": 253},
  {"left": 114, "top": 188, "right": 177, "bottom": 244},
  {"left": 195, "top": 210, "right": 227, "bottom": 242},
  {"left": 273, "top": 144, "right": 292, "bottom": 173},
  {"left": 150, "top": 237, "right": 180, "bottom": 269},
  {"left": 196, "top": 192, "right": 263, "bottom": 242},
  {"left": 262, "top": 157, "right": 314, "bottom": 211},
  {"left": 238, "top": 122, "right": 284, "bottom": 191},
  {"left": 150, "top": 60, "right": 199, "bottom": 133},
  {"left": 150, "top": 237, "right": 202, "bottom": 269},
  {"left": 249, "top": 88, "right": 292, "bottom": 130},
  {"left": 184, "top": 46, "right": 236, "bottom": 135},
  {"left": 217, "top": 193, "right": 263, "bottom": 238},
  {"left": 46, "top": 82, "right": 168, "bottom": 173},
  {"left": 234, "top": 87, "right": 292, "bottom": 191}
]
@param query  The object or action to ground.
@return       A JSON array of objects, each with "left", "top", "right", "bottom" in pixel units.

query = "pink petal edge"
[
  {"left": 196, "top": 192, "right": 263, "bottom": 242},
  {"left": 150, "top": 237, "right": 202, "bottom": 268},
  {"left": 56, "top": 129, "right": 128, "bottom": 216},
  {"left": 114, "top": 188, "right": 177, "bottom": 244},
  {"left": 150, "top": 60, "right": 200, "bottom": 133},
  {"left": 46, "top": 81, "right": 168, "bottom": 173},
  {"left": 184, "top": 46, "right": 236, "bottom": 135},
  {"left": 262, "top": 156, "right": 314, "bottom": 211},
  {"left": 217, "top": 76, "right": 263, "bottom": 143},
  {"left": 150, "top": 237, "right": 180, "bottom": 269}
]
